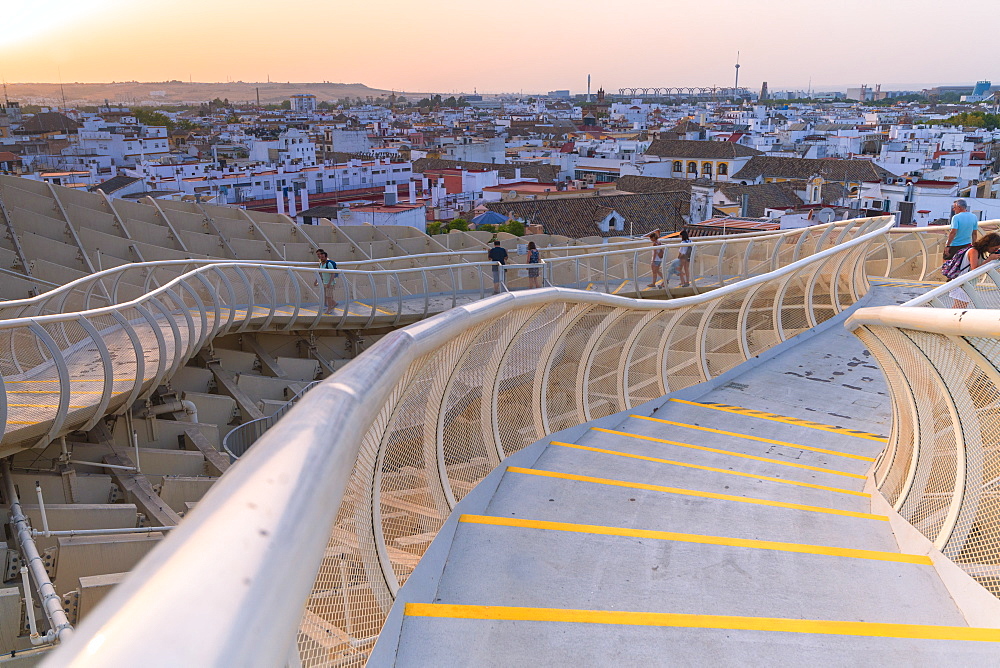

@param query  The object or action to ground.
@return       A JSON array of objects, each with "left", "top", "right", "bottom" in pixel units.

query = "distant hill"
[{"left": 3, "top": 81, "right": 428, "bottom": 106}]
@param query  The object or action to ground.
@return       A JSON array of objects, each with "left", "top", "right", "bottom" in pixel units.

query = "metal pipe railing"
[{"left": 2, "top": 463, "right": 73, "bottom": 645}]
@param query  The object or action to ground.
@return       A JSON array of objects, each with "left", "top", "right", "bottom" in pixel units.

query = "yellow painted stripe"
[
  {"left": 354, "top": 301, "right": 395, "bottom": 316},
  {"left": 591, "top": 428, "right": 864, "bottom": 480},
  {"left": 404, "top": 604, "right": 1000, "bottom": 642},
  {"left": 460, "top": 514, "right": 928, "bottom": 564},
  {"left": 4, "top": 378, "right": 137, "bottom": 383},
  {"left": 6, "top": 390, "right": 105, "bottom": 395},
  {"left": 669, "top": 398, "right": 888, "bottom": 442},
  {"left": 506, "top": 467, "right": 885, "bottom": 521},
  {"left": 611, "top": 280, "right": 630, "bottom": 295},
  {"left": 631, "top": 415, "right": 876, "bottom": 462},
  {"left": 551, "top": 442, "right": 866, "bottom": 497},
  {"left": 8, "top": 404, "right": 88, "bottom": 409},
  {"left": 584, "top": 283, "right": 594, "bottom": 291}
]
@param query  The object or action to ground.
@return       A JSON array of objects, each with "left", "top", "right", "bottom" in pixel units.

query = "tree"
[
  {"left": 426, "top": 221, "right": 444, "bottom": 235},
  {"left": 928, "top": 111, "right": 1000, "bottom": 130},
  {"left": 498, "top": 219, "right": 525, "bottom": 236},
  {"left": 447, "top": 218, "right": 469, "bottom": 232},
  {"left": 132, "top": 108, "right": 174, "bottom": 132}
]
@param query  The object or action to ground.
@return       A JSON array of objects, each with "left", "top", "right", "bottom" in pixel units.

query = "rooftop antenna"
[{"left": 734, "top": 51, "right": 741, "bottom": 90}]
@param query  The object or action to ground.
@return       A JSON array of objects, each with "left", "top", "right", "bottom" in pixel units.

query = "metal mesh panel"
[
  {"left": 662, "top": 306, "right": 705, "bottom": 391},
  {"left": 777, "top": 273, "right": 812, "bottom": 339},
  {"left": 585, "top": 309, "right": 642, "bottom": 420},
  {"left": 378, "top": 345, "right": 464, "bottom": 588},
  {"left": 702, "top": 289, "right": 748, "bottom": 377},
  {"left": 544, "top": 306, "right": 615, "bottom": 432},
  {"left": 296, "top": 369, "right": 416, "bottom": 667},
  {"left": 808, "top": 255, "right": 838, "bottom": 325},
  {"left": 912, "top": 333, "right": 1000, "bottom": 595},
  {"left": 439, "top": 321, "right": 510, "bottom": 503},
  {"left": 494, "top": 305, "right": 560, "bottom": 457},
  {"left": 625, "top": 312, "right": 671, "bottom": 403},
  {"left": 876, "top": 329, "right": 957, "bottom": 543}
]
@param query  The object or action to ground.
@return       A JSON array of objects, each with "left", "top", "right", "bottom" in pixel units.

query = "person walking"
[
  {"left": 647, "top": 230, "right": 664, "bottom": 288},
  {"left": 943, "top": 199, "right": 980, "bottom": 265},
  {"left": 488, "top": 240, "right": 509, "bottom": 294},
  {"left": 314, "top": 248, "right": 338, "bottom": 314},
  {"left": 678, "top": 230, "right": 693, "bottom": 287},
  {"left": 949, "top": 232, "right": 1000, "bottom": 308},
  {"left": 527, "top": 241, "right": 542, "bottom": 289}
]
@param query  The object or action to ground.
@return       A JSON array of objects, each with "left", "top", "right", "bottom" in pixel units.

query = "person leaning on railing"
[
  {"left": 948, "top": 232, "right": 1000, "bottom": 308},
  {"left": 943, "top": 199, "right": 980, "bottom": 265},
  {"left": 488, "top": 240, "right": 509, "bottom": 294}
]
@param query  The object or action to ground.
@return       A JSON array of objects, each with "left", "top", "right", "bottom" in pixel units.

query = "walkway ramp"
[{"left": 379, "top": 284, "right": 1000, "bottom": 665}]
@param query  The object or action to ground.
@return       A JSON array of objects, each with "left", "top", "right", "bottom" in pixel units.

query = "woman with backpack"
[
  {"left": 526, "top": 241, "right": 542, "bottom": 289},
  {"left": 947, "top": 232, "right": 1000, "bottom": 308}
]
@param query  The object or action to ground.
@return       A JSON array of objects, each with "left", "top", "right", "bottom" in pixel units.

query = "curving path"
[{"left": 373, "top": 282, "right": 1000, "bottom": 665}]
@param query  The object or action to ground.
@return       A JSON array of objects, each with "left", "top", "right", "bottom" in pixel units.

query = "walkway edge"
[{"left": 866, "top": 477, "right": 1000, "bottom": 629}]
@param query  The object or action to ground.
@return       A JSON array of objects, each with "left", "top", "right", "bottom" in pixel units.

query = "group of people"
[
  {"left": 488, "top": 232, "right": 692, "bottom": 295},
  {"left": 942, "top": 199, "right": 1000, "bottom": 308},
  {"left": 317, "top": 229, "right": 693, "bottom": 312},
  {"left": 648, "top": 229, "right": 693, "bottom": 289},
  {"left": 487, "top": 240, "right": 543, "bottom": 294}
]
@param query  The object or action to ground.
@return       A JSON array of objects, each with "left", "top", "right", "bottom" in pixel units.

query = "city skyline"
[{"left": 3, "top": 0, "right": 999, "bottom": 94}]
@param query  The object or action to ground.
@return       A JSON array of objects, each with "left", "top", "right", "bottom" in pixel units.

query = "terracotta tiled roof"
[
  {"left": 484, "top": 192, "right": 692, "bottom": 238},
  {"left": 616, "top": 174, "right": 851, "bottom": 216},
  {"left": 17, "top": 112, "right": 80, "bottom": 134},
  {"left": 644, "top": 139, "right": 762, "bottom": 159},
  {"left": 732, "top": 156, "right": 899, "bottom": 182}
]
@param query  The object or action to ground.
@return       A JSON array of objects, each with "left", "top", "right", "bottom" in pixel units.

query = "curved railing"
[
  {"left": 847, "top": 257, "right": 1000, "bottom": 599},
  {"left": 0, "top": 217, "right": 965, "bottom": 323},
  {"left": 0, "top": 218, "right": 907, "bottom": 451},
  {"left": 222, "top": 381, "right": 319, "bottom": 459},
  {"left": 51, "top": 216, "right": 896, "bottom": 666}
]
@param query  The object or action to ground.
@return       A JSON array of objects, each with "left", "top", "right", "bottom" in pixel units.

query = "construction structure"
[{"left": 0, "top": 172, "right": 997, "bottom": 663}]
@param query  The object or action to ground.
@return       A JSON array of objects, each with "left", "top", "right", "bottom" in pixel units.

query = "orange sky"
[{"left": 2, "top": 0, "right": 995, "bottom": 93}]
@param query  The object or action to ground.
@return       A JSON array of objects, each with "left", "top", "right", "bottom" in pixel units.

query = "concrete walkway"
[{"left": 374, "top": 283, "right": 1000, "bottom": 666}]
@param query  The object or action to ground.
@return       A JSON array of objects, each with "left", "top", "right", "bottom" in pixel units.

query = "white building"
[
  {"left": 291, "top": 94, "right": 317, "bottom": 114},
  {"left": 74, "top": 118, "right": 170, "bottom": 167}
]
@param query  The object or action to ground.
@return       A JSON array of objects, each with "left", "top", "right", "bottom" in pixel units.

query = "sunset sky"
[{"left": 2, "top": 0, "right": 997, "bottom": 93}]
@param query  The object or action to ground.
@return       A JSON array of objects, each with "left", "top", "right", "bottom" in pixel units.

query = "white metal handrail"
[
  {"left": 50, "top": 216, "right": 896, "bottom": 666},
  {"left": 847, "top": 255, "right": 1000, "bottom": 601},
  {"left": 0, "top": 216, "right": 965, "bottom": 321}
]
